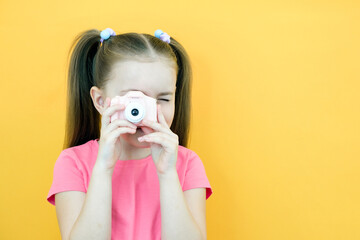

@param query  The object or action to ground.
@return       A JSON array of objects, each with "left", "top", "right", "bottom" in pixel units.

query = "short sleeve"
[
  {"left": 182, "top": 150, "right": 213, "bottom": 200},
  {"left": 46, "top": 150, "right": 86, "bottom": 206}
]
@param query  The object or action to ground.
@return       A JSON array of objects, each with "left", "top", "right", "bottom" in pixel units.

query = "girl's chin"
[
  {"left": 136, "top": 142, "right": 151, "bottom": 148},
  {"left": 134, "top": 139, "right": 151, "bottom": 148}
]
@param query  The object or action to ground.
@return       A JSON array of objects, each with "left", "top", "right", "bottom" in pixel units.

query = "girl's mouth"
[{"left": 136, "top": 126, "right": 153, "bottom": 134}]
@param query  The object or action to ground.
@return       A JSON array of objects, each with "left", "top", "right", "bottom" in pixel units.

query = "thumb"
[{"left": 141, "top": 126, "right": 154, "bottom": 135}]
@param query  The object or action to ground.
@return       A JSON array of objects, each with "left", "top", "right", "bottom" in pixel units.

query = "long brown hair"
[{"left": 63, "top": 29, "right": 192, "bottom": 149}]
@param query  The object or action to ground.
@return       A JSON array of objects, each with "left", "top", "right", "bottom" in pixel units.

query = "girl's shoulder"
[
  {"left": 61, "top": 139, "right": 98, "bottom": 154},
  {"left": 58, "top": 139, "right": 98, "bottom": 165},
  {"left": 177, "top": 145, "right": 202, "bottom": 162}
]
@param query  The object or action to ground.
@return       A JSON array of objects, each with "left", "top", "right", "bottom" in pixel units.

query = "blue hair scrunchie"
[
  {"left": 100, "top": 28, "right": 116, "bottom": 43},
  {"left": 154, "top": 29, "right": 171, "bottom": 44}
]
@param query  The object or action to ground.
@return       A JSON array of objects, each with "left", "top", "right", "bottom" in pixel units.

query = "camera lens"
[
  {"left": 131, "top": 108, "right": 139, "bottom": 116},
  {"left": 125, "top": 102, "right": 145, "bottom": 123}
]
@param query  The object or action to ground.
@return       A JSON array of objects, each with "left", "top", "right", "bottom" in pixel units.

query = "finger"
[
  {"left": 106, "top": 97, "right": 111, "bottom": 107},
  {"left": 102, "top": 97, "right": 111, "bottom": 111},
  {"left": 105, "top": 127, "right": 137, "bottom": 144},
  {"left": 103, "top": 119, "right": 137, "bottom": 135},
  {"left": 157, "top": 104, "right": 168, "bottom": 127},
  {"left": 101, "top": 104, "right": 126, "bottom": 127},
  {"left": 100, "top": 97, "right": 109, "bottom": 127},
  {"left": 140, "top": 126, "right": 154, "bottom": 135},
  {"left": 138, "top": 132, "right": 178, "bottom": 148},
  {"left": 138, "top": 132, "right": 177, "bottom": 144},
  {"left": 142, "top": 119, "right": 172, "bottom": 134}
]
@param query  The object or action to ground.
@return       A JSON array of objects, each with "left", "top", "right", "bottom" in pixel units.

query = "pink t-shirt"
[{"left": 47, "top": 139, "right": 213, "bottom": 240}]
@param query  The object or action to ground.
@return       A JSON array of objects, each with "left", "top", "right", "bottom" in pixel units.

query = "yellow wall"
[{"left": 1, "top": 0, "right": 359, "bottom": 239}]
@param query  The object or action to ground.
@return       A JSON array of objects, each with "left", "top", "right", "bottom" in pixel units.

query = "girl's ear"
[{"left": 90, "top": 86, "right": 107, "bottom": 115}]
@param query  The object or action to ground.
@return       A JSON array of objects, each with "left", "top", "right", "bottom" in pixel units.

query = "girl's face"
[{"left": 102, "top": 60, "right": 177, "bottom": 148}]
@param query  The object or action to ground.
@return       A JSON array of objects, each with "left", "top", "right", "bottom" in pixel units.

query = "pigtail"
[
  {"left": 62, "top": 29, "right": 193, "bottom": 149},
  {"left": 168, "top": 37, "right": 193, "bottom": 147},
  {"left": 63, "top": 29, "right": 101, "bottom": 149}
]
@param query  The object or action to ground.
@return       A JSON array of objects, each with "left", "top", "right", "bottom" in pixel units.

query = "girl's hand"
[
  {"left": 96, "top": 97, "right": 138, "bottom": 172},
  {"left": 138, "top": 105, "right": 179, "bottom": 176}
]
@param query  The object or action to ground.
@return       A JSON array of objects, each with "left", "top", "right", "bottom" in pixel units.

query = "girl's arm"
[
  {"left": 158, "top": 169, "right": 205, "bottom": 240},
  {"left": 61, "top": 99, "right": 135, "bottom": 240},
  {"left": 63, "top": 162, "right": 113, "bottom": 240}
]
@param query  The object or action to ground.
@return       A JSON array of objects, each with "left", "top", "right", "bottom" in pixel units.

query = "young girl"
[{"left": 47, "top": 27, "right": 213, "bottom": 240}]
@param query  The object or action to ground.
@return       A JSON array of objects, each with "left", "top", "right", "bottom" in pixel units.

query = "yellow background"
[{"left": 1, "top": 0, "right": 359, "bottom": 239}]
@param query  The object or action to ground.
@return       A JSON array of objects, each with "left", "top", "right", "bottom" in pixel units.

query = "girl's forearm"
[
  {"left": 69, "top": 162, "right": 113, "bottom": 240},
  {"left": 158, "top": 170, "right": 204, "bottom": 240}
]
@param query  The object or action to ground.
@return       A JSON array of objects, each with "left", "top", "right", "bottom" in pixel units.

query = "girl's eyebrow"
[{"left": 120, "top": 89, "right": 174, "bottom": 96}]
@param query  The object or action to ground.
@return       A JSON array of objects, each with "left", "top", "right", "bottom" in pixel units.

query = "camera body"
[{"left": 109, "top": 91, "right": 157, "bottom": 126}]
